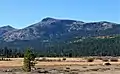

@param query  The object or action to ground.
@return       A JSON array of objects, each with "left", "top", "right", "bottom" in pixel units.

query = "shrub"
[
  {"left": 102, "top": 58, "right": 109, "bottom": 62},
  {"left": 41, "top": 57, "right": 47, "bottom": 61},
  {"left": 35, "top": 58, "right": 39, "bottom": 61},
  {"left": 87, "top": 58, "right": 94, "bottom": 62},
  {"left": 82, "top": 66, "right": 87, "bottom": 68},
  {"left": 0, "top": 58, "right": 11, "bottom": 61},
  {"left": 66, "top": 67, "right": 70, "bottom": 69},
  {"left": 95, "top": 57, "right": 103, "bottom": 60},
  {"left": 58, "top": 59, "right": 61, "bottom": 62},
  {"left": 5, "top": 59, "right": 11, "bottom": 61},
  {"left": 103, "top": 62, "right": 111, "bottom": 66},
  {"left": 63, "top": 57, "right": 66, "bottom": 61},
  {"left": 110, "top": 58, "right": 118, "bottom": 62}
]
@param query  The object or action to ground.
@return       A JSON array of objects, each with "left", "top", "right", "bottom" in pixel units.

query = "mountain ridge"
[{"left": 0, "top": 17, "right": 120, "bottom": 42}]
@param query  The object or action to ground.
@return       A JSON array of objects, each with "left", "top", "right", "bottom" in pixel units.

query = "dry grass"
[{"left": 0, "top": 57, "right": 120, "bottom": 67}]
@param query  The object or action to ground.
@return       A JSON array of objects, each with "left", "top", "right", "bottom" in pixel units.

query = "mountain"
[
  {"left": 0, "top": 25, "right": 16, "bottom": 37},
  {"left": 1, "top": 17, "right": 120, "bottom": 42},
  {"left": 1, "top": 17, "right": 120, "bottom": 56}
]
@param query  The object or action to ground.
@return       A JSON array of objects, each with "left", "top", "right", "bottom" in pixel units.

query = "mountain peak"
[
  {"left": 41, "top": 17, "right": 58, "bottom": 22},
  {"left": 0, "top": 25, "right": 15, "bottom": 29},
  {"left": 0, "top": 25, "right": 16, "bottom": 36}
]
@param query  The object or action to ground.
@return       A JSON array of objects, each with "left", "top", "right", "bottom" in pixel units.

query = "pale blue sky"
[{"left": 0, "top": 0, "right": 120, "bottom": 29}]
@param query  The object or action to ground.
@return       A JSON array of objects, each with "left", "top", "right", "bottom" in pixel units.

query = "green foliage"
[
  {"left": 23, "top": 48, "right": 36, "bottom": 72},
  {"left": 0, "top": 47, "right": 24, "bottom": 58},
  {"left": 44, "top": 36, "right": 120, "bottom": 57},
  {"left": 1, "top": 36, "right": 120, "bottom": 57}
]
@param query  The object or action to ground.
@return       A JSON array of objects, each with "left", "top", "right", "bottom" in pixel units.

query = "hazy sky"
[{"left": 0, "top": 0, "right": 120, "bottom": 29}]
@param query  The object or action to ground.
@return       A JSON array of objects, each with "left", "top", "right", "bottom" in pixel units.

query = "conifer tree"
[{"left": 23, "top": 48, "right": 36, "bottom": 72}]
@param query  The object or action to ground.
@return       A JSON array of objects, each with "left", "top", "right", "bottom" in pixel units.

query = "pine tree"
[{"left": 23, "top": 48, "right": 36, "bottom": 72}]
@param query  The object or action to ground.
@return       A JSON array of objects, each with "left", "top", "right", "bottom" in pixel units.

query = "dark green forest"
[
  {"left": 0, "top": 36, "right": 120, "bottom": 57},
  {"left": 41, "top": 36, "right": 120, "bottom": 57}
]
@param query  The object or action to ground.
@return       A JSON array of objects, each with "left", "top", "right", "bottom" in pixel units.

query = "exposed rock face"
[{"left": 0, "top": 17, "right": 120, "bottom": 42}]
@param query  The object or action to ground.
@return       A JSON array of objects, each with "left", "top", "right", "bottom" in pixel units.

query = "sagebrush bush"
[
  {"left": 63, "top": 57, "right": 66, "bottom": 61},
  {"left": 102, "top": 58, "right": 109, "bottom": 62},
  {"left": 58, "top": 59, "right": 61, "bottom": 61},
  {"left": 87, "top": 58, "right": 94, "bottom": 62},
  {"left": 103, "top": 62, "right": 111, "bottom": 65},
  {"left": 0, "top": 58, "right": 11, "bottom": 61},
  {"left": 41, "top": 57, "right": 47, "bottom": 61},
  {"left": 110, "top": 58, "right": 118, "bottom": 62}
]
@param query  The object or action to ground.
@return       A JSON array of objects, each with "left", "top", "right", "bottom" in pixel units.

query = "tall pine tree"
[{"left": 23, "top": 48, "right": 36, "bottom": 72}]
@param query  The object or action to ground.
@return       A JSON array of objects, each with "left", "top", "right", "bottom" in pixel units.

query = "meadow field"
[{"left": 0, "top": 57, "right": 120, "bottom": 74}]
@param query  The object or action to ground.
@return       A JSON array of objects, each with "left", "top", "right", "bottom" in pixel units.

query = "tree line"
[
  {"left": 0, "top": 47, "right": 24, "bottom": 58},
  {"left": 37, "top": 36, "right": 120, "bottom": 57},
  {"left": 1, "top": 36, "right": 120, "bottom": 57}
]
